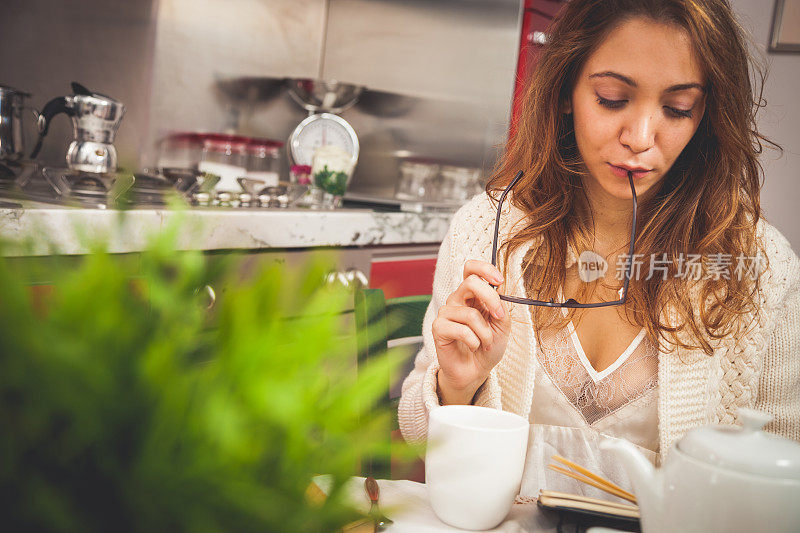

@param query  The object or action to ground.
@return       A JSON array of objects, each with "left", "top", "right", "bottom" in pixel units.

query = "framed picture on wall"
[{"left": 770, "top": 0, "right": 800, "bottom": 52}]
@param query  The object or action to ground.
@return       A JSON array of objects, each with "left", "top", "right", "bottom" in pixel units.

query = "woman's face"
[{"left": 568, "top": 17, "right": 707, "bottom": 202}]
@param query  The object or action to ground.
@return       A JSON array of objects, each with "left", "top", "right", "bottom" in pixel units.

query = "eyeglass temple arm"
[
  {"left": 490, "top": 169, "right": 637, "bottom": 304},
  {"left": 491, "top": 170, "right": 525, "bottom": 266},
  {"left": 619, "top": 170, "right": 637, "bottom": 303}
]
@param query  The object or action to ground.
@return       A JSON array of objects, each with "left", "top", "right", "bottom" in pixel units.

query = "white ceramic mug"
[{"left": 425, "top": 405, "right": 529, "bottom": 530}]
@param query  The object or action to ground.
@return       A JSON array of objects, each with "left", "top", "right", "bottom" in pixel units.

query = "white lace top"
[{"left": 519, "top": 307, "right": 660, "bottom": 501}]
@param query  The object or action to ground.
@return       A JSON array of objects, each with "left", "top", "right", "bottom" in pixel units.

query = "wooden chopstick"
[
  {"left": 551, "top": 455, "right": 637, "bottom": 502},
  {"left": 539, "top": 489, "right": 639, "bottom": 511},
  {"left": 547, "top": 464, "right": 637, "bottom": 504}
]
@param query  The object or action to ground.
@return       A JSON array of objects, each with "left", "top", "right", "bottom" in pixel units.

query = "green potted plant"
[{"left": 0, "top": 218, "right": 405, "bottom": 532}]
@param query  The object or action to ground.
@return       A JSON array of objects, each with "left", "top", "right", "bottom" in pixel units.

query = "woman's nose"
[{"left": 619, "top": 112, "right": 656, "bottom": 153}]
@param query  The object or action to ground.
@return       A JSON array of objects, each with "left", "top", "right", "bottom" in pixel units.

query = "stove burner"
[
  {"left": 0, "top": 164, "right": 213, "bottom": 209},
  {"left": 0, "top": 161, "right": 16, "bottom": 181},
  {"left": 70, "top": 176, "right": 109, "bottom": 200}
]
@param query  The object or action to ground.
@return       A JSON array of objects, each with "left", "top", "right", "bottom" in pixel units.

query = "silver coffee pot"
[
  {"left": 30, "top": 82, "right": 125, "bottom": 174},
  {"left": 0, "top": 85, "right": 33, "bottom": 162}
]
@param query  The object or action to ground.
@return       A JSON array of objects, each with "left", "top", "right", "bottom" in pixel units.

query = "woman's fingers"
[
  {"left": 446, "top": 274, "right": 506, "bottom": 320},
  {"left": 436, "top": 305, "right": 494, "bottom": 349},
  {"left": 432, "top": 315, "right": 482, "bottom": 352},
  {"left": 463, "top": 259, "right": 504, "bottom": 286}
]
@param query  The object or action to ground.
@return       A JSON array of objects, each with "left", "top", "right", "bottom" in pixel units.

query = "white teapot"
[{"left": 601, "top": 408, "right": 800, "bottom": 533}]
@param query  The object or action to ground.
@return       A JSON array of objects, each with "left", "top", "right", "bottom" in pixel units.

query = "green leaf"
[{"left": 0, "top": 216, "right": 410, "bottom": 532}]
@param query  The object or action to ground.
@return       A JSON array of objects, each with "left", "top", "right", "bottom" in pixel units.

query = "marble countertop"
[{"left": 0, "top": 203, "right": 453, "bottom": 256}]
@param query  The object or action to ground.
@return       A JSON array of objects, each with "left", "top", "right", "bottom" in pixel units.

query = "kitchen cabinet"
[
  {"left": 10, "top": 242, "right": 439, "bottom": 318},
  {"left": 201, "top": 246, "right": 372, "bottom": 312},
  {"left": 206, "top": 243, "right": 440, "bottom": 301},
  {"left": 6, "top": 241, "right": 438, "bottom": 482},
  {"left": 4, "top": 253, "right": 144, "bottom": 313}
]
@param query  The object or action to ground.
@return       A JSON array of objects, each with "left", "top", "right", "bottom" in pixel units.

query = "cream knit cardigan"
[{"left": 398, "top": 193, "right": 800, "bottom": 457}]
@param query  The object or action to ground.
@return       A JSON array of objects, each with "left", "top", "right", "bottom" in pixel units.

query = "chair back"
[{"left": 353, "top": 287, "right": 431, "bottom": 479}]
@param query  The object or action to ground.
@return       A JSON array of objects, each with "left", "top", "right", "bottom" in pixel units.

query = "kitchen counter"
[{"left": 0, "top": 204, "right": 453, "bottom": 256}]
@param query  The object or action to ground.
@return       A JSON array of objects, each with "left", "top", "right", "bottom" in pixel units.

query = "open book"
[
  {"left": 537, "top": 489, "right": 640, "bottom": 519},
  {"left": 536, "top": 455, "right": 641, "bottom": 525}
]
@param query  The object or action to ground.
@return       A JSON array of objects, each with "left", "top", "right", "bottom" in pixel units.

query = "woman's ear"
[{"left": 562, "top": 98, "right": 572, "bottom": 114}]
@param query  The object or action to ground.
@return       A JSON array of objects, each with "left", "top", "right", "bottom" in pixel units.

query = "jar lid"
[
  {"left": 162, "top": 131, "right": 204, "bottom": 146},
  {"left": 203, "top": 133, "right": 250, "bottom": 154},
  {"left": 246, "top": 138, "right": 283, "bottom": 155},
  {"left": 677, "top": 409, "right": 800, "bottom": 479}
]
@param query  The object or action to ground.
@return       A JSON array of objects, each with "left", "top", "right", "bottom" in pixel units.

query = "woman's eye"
[
  {"left": 665, "top": 106, "right": 693, "bottom": 119},
  {"left": 596, "top": 96, "right": 626, "bottom": 109},
  {"left": 595, "top": 95, "right": 694, "bottom": 120}
]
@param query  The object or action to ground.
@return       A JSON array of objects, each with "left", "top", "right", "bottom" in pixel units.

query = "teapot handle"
[{"left": 29, "top": 96, "right": 70, "bottom": 159}]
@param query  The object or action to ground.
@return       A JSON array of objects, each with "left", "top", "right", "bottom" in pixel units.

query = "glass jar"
[
  {"left": 438, "top": 165, "right": 482, "bottom": 203},
  {"left": 290, "top": 164, "right": 312, "bottom": 185},
  {"left": 245, "top": 138, "right": 282, "bottom": 187},
  {"left": 198, "top": 134, "right": 249, "bottom": 192},
  {"left": 310, "top": 145, "right": 353, "bottom": 209},
  {"left": 395, "top": 160, "right": 440, "bottom": 201},
  {"left": 157, "top": 132, "right": 203, "bottom": 170}
]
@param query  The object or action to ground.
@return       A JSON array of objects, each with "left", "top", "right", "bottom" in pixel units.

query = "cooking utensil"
[
  {"left": 257, "top": 185, "right": 287, "bottom": 208},
  {"left": 288, "top": 113, "right": 359, "bottom": 170},
  {"left": 160, "top": 167, "right": 203, "bottom": 194},
  {"left": 285, "top": 182, "right": 309, "bottom": 207},
  {"left": 286, "top": 78, "right": 363, "bottom": 114},
  {"left": 31, "top": 82, "right": 125, "bottom": 174},
  {"left": 237, "top": 177, "right": 265, "bottom": 196},
  {"left": 0, "top": 85, "right": 34, "bottom": 162},
  {"left": 364, "top": 476, "right": 393, "bottom": 531}
]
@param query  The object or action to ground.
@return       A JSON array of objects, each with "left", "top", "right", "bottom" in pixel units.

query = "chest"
[{"left": 562, "top": 275, "right": 647, "bottom": 374}]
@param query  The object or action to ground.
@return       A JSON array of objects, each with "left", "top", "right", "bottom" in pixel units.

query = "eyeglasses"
[{"left": 490, "top": 169, "right": 638, "bottom": 308}]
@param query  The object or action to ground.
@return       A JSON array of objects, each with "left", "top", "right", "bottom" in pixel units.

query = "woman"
[{"left": 398, "top": 0, "right": 800, "bottom": 489}]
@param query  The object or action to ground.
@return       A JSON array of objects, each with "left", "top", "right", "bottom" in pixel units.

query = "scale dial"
[{"left": 288, "top": 113, "right": 359, "bottom": 168}]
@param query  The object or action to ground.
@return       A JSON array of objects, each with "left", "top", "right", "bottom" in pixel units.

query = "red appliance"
[
  {"left": 511, "top": 1, "right": 567, "bottom": 135},
  {"left": 369, "top": 257, "right": 437, "bottom": 299}
]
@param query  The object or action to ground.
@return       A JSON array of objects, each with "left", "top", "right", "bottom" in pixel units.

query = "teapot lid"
[{"left": 677, "top": 408, "right": 800, "bottom": 479}]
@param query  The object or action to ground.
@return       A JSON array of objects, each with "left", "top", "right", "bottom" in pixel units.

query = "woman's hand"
[{"left": 433, "top": 259, "right": 511, "bottom": 405}]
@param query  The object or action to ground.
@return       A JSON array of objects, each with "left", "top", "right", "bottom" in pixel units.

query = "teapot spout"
[{"left": 600, "top": 439, "right": 663, "bottom": 531}]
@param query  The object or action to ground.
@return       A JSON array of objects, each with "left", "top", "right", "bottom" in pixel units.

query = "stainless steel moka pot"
[
  {"left": 0, "top": 85, "right": 33, "bottom": 162},
  {"left": 30, "top": 82, "right": 125, "bottom": 174}
]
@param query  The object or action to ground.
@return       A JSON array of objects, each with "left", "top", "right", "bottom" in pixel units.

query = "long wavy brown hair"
[{"left": 488, "top": 0, "right": 780, "bottom": 355}]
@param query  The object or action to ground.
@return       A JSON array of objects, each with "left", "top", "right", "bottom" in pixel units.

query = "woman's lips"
[{"left": 608, "top": 163, "right": 651, "bottom": 180}]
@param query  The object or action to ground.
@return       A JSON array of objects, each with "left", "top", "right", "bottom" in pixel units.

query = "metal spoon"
[{"left": 365, "top": 476, "right": 393, "bottom": 531}]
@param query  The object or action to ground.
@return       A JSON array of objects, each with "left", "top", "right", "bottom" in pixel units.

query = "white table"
[{"left": 345, "top": 477, "right": 587, "bottom": 533}]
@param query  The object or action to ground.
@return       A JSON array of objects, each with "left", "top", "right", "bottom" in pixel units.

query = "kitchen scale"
[{"left": 285, "top": 79, "right": 362, "bottom": 169}]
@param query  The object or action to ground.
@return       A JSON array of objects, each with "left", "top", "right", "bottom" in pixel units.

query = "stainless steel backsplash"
[
  {"left": 2, "top": 0, "right": 522, "bottom": 198},
  {"left": 324, "top": 0, "right": 521, "bottom": 200},
  {"left": 0, "top": 0, "right": 158, "bottom": 171}
]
